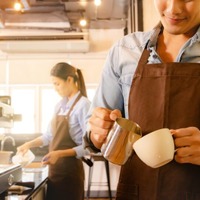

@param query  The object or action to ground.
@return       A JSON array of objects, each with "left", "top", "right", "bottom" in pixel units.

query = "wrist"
[
  {"left": 90, "top": 132, "right": 103, "bottom": 149},
  {"left": 25, "top": 141, "right": 32, "bottom": 149},
  {"left": 83, "top": 131, "right": 101, "bottom": 153}
]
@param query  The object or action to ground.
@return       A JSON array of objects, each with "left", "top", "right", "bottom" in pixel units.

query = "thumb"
[{"left": 110, "top": 109, "right": 122, "bottom": 121}]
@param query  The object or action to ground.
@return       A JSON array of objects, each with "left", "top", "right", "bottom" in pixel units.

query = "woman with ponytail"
[{"left": 17, "top": 62, "right": 91, "bottom": 200}]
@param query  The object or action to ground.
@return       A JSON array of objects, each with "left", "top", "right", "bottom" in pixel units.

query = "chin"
[{"left": 162, "top": 23, "right": 185, "bottom": 35}]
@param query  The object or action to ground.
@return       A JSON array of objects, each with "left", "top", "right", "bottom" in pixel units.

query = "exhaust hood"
[{"left": 0, "top": 29, "right": 90, "bottom": 53}]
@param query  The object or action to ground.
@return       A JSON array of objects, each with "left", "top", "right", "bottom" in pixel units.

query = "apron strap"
[
  {"left": 134, "top": 40, "right": 151, "bottom": 77},
  {"left": 66, "top": 93, "right": 82, "bottom": 118}
]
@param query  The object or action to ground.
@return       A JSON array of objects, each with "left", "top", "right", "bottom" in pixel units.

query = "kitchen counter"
[{"left": 0, "top": 162, "right": 48, "bottom": 200}]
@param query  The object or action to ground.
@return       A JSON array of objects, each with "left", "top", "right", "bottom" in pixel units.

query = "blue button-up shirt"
[
  {"left": 42, "top": 91, "right": 91, "bottom": 158},
  {"left": 87, "top": 24, "right": 200, "bottom": 119}
]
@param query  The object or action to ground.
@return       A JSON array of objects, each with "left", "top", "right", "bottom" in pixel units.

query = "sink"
[
  {"left": 0, "top": 164, "right": 13, "bottom": 174},
  {"left": 0, "top": 151, "right": 13, "bottom": 164},
  {"left": 0, "top": 163, "right": 20, "bottom": 174}
]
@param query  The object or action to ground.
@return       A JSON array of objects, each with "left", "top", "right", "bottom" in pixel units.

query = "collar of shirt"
[
  {"left": 59, "top": 91, "right": 81, "bottom": 115},
  {"left": 147, "top": 23, "right": 200, "bottom": 63},
  {"left": 148, "top": 23, "right": 200, "bottom": 47}
]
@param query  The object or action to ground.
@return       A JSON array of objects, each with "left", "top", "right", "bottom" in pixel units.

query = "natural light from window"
[{"left": 0, "top": 85, "right": 97, "bottom": 134}]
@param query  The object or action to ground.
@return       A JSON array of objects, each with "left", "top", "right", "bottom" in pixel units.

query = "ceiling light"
[
  {"left": 14, "top": 1, "right": 22, "bottom": 11},
  {"left": 94, "top": 0, "right": 101, "bottom": 6},
  {"left": 80, "top": 19, "right": 87, "bottom": 27},
  {"left": 80, "top": 0, "right": 87, "bottom": 6}
]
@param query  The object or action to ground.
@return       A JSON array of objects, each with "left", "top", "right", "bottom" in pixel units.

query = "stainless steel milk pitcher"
[{"left": 101, "top": 117, "right": 142, "bottom": 165}]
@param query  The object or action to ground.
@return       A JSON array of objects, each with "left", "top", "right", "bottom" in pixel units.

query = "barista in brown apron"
[
  {"left": 46, "top": 93, "right": 84, "bottom": 200},
  {"left": 116, "top": 43, "right": 200, "bottom": 200}
]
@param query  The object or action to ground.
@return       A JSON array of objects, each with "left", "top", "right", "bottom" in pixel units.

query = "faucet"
[{"left": 1, "top": 136, "right": 15, "bottom": 151}]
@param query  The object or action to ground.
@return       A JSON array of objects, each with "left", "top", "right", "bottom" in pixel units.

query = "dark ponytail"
[{"left": 76, "top": 69, "right": 87, "bottom": 97}]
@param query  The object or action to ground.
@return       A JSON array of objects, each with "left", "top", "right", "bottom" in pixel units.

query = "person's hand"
[
  {"left": 89, "top": 107, "right": 122, "bottom": 149},
  {"left": 17, "top": 142, "right": 30, "bottom": 155},
  {"left": 42, "top": 151, "right": 60, "bottom": 165},
  {"left": 171, "top": 127, "right": 200, "bottom": 165}
]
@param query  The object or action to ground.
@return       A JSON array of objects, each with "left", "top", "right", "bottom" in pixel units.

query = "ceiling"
[{"left": 0, "top": 0, "right": 130, "bottom": 32}]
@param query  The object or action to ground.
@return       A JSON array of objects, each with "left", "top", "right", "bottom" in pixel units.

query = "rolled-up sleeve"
[{"left": 41, "top": 122, "right": 53, "bottom": 146}]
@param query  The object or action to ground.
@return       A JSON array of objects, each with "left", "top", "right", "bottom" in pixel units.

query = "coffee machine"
[
  {"left": 0, "top": 96, "right": 22, "bottom": 195},
  {"left": 0, "top": 96, "right": 21, "bottom": 128}
]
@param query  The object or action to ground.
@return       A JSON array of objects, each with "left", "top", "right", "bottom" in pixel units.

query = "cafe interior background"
[{"left": 0, "top": 0, "right": 159, "bottom": 198}]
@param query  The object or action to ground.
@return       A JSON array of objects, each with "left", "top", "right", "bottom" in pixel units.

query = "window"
[
  {"left": 0, "top": 84, "right": 97, "bottom": 134},
  {"left": 10, "top": 87, "right": 36, "bottom": 133}
]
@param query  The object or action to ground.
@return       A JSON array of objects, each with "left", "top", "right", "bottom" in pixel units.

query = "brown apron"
[
  {"left": 46, "top": 93, "right": 84, "bottom": 200},
  {"left": 116, "top": 45, "right": 200, "bottom": 200}
]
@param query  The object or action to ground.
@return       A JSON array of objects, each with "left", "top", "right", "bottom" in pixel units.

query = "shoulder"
[
  {"left": 105, "top": 30, "right": 155, "bottom": 69},
  {"left": 103, "top": 30, "right": 154, "bottom": 75},
  {"left": 77, "top": 96, "right": 91, "bottom": 107},
  {"left": 112, "top": 30, "right": 154, "bottom": 52},
  {"left": 53, "top": 99, "right": 63, "bottom": 113}
]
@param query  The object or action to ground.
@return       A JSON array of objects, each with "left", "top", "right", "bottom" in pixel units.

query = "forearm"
[
  {"left": 25, "top": 136, "right": 43, "bottom": 149},
  {"left": 83, "top": 131, "right": 101, "bottom": 153},
  {"left": 57, "top": 148, "right": 76, "bottom": 158}
]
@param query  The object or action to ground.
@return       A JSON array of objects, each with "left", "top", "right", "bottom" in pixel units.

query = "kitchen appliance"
[
  {"left": 0, "top": 164, "right": 22, "bottom": 194},
  {"left": 0, "top": 96, "right": 22, "bottom": 194},
  {"left": 0, "top": 96, "right": 22, "bottom": 128}
]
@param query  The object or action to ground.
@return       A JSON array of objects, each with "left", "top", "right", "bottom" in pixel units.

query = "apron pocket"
[{"left": 116, "top": 183, "right": 138, "bottom": 200}]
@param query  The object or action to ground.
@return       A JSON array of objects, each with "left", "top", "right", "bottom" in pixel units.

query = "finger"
[
  {"left": 17, "top": 148, "right": 27, "bottom": 156},
  {"left": 92, "top": 131, "right": 107, "bottom": 144},
  {"left": 174, "top": 136, "right": 192, "bottom": 148},
  {"left": 90, "top": 124, "right": 109, "bottom": 139},
  {"left": 93, "top": 107, "right": 113, "bottom": 121},
  {"left": 175, "top": 154, "right": 200, "bottom": 165},
  {"left": 89, "top": 114, "right": 114, "bottom": 130},
  {"left": 42, "top": 154, "right": 50, "bottom": 163},
  {"left": 175, "top": 146, "right": 192, "bottom": 157},
  {"left": 172, "top": 127, "right": 198, "bottom": 138}
]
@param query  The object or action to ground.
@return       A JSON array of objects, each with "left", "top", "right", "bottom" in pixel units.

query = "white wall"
[
  {"left": 143, "top": 0, "right": 160, "bottom": 31},
  {"left": 0, "top": 29, "right": 124, "bottom": 85},
  {"left": 0, "top": 53, "right": 106, "bottom": 85}
]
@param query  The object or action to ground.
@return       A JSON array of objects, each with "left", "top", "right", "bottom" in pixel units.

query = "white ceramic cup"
[{"left": 133, "top": 128, "right": 175, "bottom": 168}]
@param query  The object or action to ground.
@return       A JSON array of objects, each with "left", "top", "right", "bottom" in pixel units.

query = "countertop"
[{"left": 0, "top": 162, "right": 48, "bottom": 200}]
